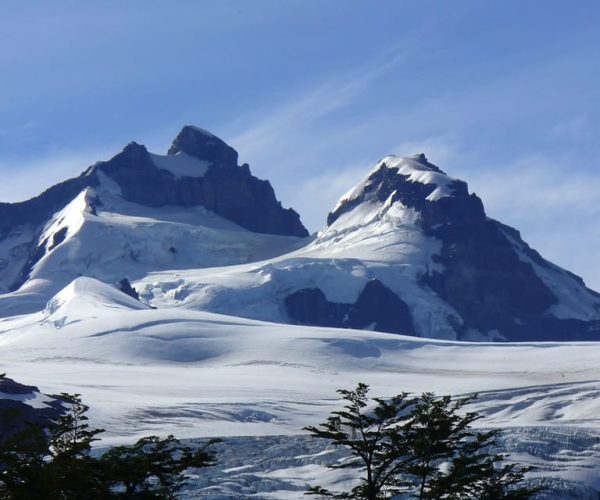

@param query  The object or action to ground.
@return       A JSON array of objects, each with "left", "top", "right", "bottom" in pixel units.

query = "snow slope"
[
  {"left": 149, "top": 152, "right": 211, "bottom": 179},
  {"left": 1, "top": 277, "right": 600, "bottom": 495},
  {"left": 0, "top": 173, "right": 304, "bottom": 317},
  {"left": 2, "top": 277, "right": 600, "bottom": 436},
  {"left": 135, "top": 159, "right": 462, "bottom": 339}
]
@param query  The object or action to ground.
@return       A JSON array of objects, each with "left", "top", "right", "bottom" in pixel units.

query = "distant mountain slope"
[{"left": 137, "top": 154, "right": 600, "bottom": 341}]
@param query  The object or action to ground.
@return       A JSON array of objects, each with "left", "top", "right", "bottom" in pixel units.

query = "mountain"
[
  {"left": 0, "top": 126, "right": 308, "bottom": 314},
  {"left": 137, "top": 153, "right": 600, "bottom": 342},
  {"left": 1, "top": 127, "right": 598, "bottom": 341}
]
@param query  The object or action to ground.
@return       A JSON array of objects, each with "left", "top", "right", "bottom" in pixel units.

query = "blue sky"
[{"left": 1, "top": 1, "right": 600, "bottom": 287}]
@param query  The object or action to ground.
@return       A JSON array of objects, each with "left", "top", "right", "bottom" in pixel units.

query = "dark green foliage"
[
  {"left": 304, "top": 383, "right": 414, "bottom": 499},
  {"left": 100, "top": 435, "right": 217, "bottom": 499},
  {"left": 0, "top": 393, "right": 107, "bottom": 499},
  {"left": 305, "top": 384, "right": 539, "bottom": 500},
  {"left": 0, "top": 419, "right": 54, "bottom": 499},
  {"left": 0, "top": 393, "right": 216, "bottom": 499}
]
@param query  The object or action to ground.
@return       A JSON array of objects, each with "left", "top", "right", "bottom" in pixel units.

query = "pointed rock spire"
[{"left": 168, "top": 125, "right": 238, "bottom": 166}]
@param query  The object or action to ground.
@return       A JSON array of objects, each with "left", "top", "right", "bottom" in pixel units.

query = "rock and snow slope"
[
  {"left": 1, "top": 127, "right": 599, "bottom": 340},
  {"left": 0, "top": 375, "right": 64, "bottom": 441},
  {"left": 138, "top": 153, "right": 600, "bottom": 342}
]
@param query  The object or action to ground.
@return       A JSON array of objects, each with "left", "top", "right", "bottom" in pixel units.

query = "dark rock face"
[
  {"left": 118, "top": 278, "right": 140, "bottom": 301},
  {"left": 90, "top": 133, "right": 308, "bottom": 237},
  {"left": 328, "top": 155, "right": 600, "bottom": 341},
  {"left": 285, "top": 288, "right": 348, "bottom": 328},
  {"left": 0, "top": 376, "right": 64, "bottom": 441},
  {"left": 168, "top": 125, "right": 238, "bottom": 166},
  {"left": 285, "top": 279, "right": 415, "bottom": 335},
  {"left": 0, "top": 126, "right": 307, "bottom": 240}
]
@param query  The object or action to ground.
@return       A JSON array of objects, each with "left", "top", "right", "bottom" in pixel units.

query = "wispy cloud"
[
  {"left": 459, "top": 155, "right": 600, "bottom": 219},
  {"left": 228, "top": 43, "right": 410, "bottom": 161}
]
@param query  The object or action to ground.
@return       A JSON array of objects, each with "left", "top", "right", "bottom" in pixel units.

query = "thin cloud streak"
[{"left": 228, "top": 43, "right": 410, "bottom": 161}]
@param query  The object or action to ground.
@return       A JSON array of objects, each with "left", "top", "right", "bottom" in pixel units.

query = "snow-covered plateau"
[
  {"left": 0, "top": 277, "right": 599, "bottom": 497},
  {"left": 1, "top": 126, "right": 600, "bottom": 497}
]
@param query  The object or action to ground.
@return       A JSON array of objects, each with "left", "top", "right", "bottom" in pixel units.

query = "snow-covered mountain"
[
  {"left": 0, "top": 126, "right": 308, "bottom": 315},
  {"left": 0, "top": 126, "right": 598, "bottom": 341},
  {"left": 138, "top": 153, "right": 600, "bottom": 342}
]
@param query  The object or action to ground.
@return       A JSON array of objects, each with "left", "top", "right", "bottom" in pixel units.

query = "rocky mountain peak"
[
  {"left": 0, "top": 123, "right": 309, "bottom": 286},
  {"left": 167, "top": 125, "right": 238, "bottom": 166},
  {"left": 327, "top": 155, "right": 468, "bottom": 226}
]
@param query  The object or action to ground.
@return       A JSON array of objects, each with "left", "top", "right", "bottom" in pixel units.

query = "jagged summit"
[
  {"left": 85, "top": 125, "right": 307, "bottom": 236},
  {"left": 167, "top": 125, "right": 238, "bottom": 166},
  {"left": 0, "top": 125, "right": 307, "bottom": 237},
  {"left": 0, "top": 125, "right": 308, "bottom": 301},
  {"left": 328, "top": 155, "right": 467, "bottom": 226}
]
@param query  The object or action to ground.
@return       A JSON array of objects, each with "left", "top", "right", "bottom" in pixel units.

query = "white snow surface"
[
  {"left": 0, "top": 176, "right": 304, "bottom": 317},
  {"left": 1, "top": 276, "right": 600, "bottom": 495},
  {"left": 0, "top": 390, "right": 55, "bottom": 410},
  {"left": 150, "top": 152, "right": 211, "bottom": 178}
]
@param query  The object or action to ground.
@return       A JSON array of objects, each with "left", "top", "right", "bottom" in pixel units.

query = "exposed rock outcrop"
[
  {"left": 285, "top": 279, "right": 415, "bottom": 335},
  {"left": 168, "top": 125, "right": 238, "bottom": 166},
  {"left": 0, "top": 375, "right": 64, "bottom": 441}
]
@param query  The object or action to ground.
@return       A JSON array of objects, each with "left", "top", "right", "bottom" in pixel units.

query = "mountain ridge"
[
  {"left": 136, "top": 149, "right": 600, "bottom": 342},
  {"left": 1, "top": 126, "right": 599, "bottom": 342}
]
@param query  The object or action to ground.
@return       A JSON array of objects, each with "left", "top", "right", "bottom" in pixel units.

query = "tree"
[
  {"left": 0, "top": 416, "right": 53, "bottom": 499},
  {"left": 100, "top": 435, "right": 217, "bottom": 498},
  {"left": 0, "top": 393, "right": 106, "bottom": 499},
  {"left": 0, "top": 393, "right": 216, "bottom": 499},
  {"left": 404, "top": 393, "right": 537, "bottom": 499},
  {"left": 45, "top": 393, "right": 107, "bottom": 498},
  {"left": 305, "top": 384, "right": 538, "bottom": 500},
  {"left": 304, "top": 383, "right": 414, "bottom": 499}
]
